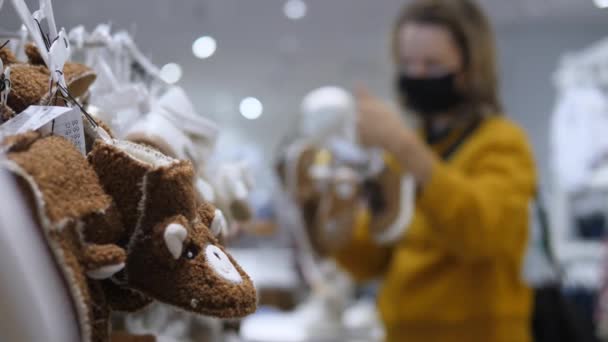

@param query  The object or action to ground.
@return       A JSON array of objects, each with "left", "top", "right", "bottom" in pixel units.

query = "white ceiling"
[{"left": 0, "top": 0, "right": 606, "bottom": 158}]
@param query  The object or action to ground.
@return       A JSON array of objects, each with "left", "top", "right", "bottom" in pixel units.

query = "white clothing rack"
[{"left": 549, "top": 36, "right": 608, "bottom": 290}]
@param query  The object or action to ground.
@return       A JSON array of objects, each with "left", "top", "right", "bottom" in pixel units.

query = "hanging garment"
[{"left": 551, "top": 86, "right": 608, "bottom": 193}]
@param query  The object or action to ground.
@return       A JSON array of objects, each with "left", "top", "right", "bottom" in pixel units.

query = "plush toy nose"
[{"left": 205, "top": 245, "right": 242, "bottom": 283}]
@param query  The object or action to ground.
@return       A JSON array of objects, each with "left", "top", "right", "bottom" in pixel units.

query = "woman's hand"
[
  {"left": 355, "top": 85, "right": 437, "bottom": 184},
  {"left": 355, "top": 85, "right": 407, "bottom": 150}
]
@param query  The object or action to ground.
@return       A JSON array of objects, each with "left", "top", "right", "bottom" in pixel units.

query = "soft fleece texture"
[
  {"left": 3, "top": 133, "right": 128, "bottom": 342},
  {"left": 6, "top": 63, "right": 50, "bottom": 113},
  {"left": 25, "top": 43, "right": 97, "bottom": 96},
  {"left": 89, "top": 140, "right": 257, "bottom": 318},
  {"left": 0, "top": 47, "right": 19, "bottom": 65},
  {"left": 3, "top": 44, "right": 97, "bottom": 114}
]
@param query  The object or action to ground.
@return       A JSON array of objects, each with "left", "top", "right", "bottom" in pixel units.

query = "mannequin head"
[{"left": 299, "top": 86, "right": 356, "bottom": 143}]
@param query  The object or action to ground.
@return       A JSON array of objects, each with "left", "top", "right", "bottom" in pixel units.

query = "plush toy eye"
[{"left": 183, "top": 244, "right": 200, "bottom": 260}]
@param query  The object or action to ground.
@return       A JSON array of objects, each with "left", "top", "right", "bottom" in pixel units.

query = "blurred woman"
[{"left": 334, "top": 0, "right": 536, "bottom": 341}]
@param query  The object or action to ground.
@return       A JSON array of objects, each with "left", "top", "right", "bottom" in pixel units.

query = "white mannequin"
[{"left": 240, "top": 87, "right": 364, "bottom": 342}]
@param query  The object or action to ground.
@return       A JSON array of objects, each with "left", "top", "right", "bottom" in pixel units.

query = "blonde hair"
[{"left": 392, "top": 0, "right": 502, "bottom": 114}]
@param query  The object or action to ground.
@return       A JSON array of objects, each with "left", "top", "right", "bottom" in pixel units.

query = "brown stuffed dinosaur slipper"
[
  {"left": 88, "top": 140, "right": 167, "bottom": 243},
  {"left": 6, "top": 63, "right": 50, "bottom": 113},
  {"left": 124, "top": 134, "right": 175, "bottom": 161},
  {"left": 2, "top": 133, "right": 129, "bottom": 342},
  {"left": 11, "top": 170, "right": 99, "bottom": 341},
  {"left": 83, "top": 244, "right": 127, "bottom": 279},
  {"left": 89, "top": 140, "right": 257, "bottom": 318},
  {"left": 2, "top": 129, "right": 40, "bottom": 152},
  {"left": 63, "top": 62, "right": 97, "bottom": 98},
  {"left": 124, "top": 112, "right": 200, "bottom": 170},
  {"left": 26, "top": 43, "right": 97, "bottom": 97},
  {"left": 127, "top": 125, "right": 253, "bottom": 226},
  {"left": 25, "top": 43, "right": 45, "bottom": 65},
  {"left": 101, "top": 281, "right": 153, "bottom": 313},
  {"left": 83, "top": 116, "right": 115, "bottom": 155},
  {"left": 0, "top": 103, "right": 16, "bottom": 122},
  {"left": 0, "top": 47, "right": 18, "bottom": 65},
  {"left": 2, "top": 43, "right": 96, "bottom": 114},
  {"left": 6, "top": 135, "right": 115, "bottom": 224}
]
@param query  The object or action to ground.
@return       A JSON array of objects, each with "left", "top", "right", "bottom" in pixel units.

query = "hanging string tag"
[
  {"left": 32, "top": 0, "right": 57, "bottom": 40},
  {"left": 48, "top": 29, "right": 70, "bottom": 97},
  {"left": 45, "top": 29, "right": 104, "bottom": 146}
]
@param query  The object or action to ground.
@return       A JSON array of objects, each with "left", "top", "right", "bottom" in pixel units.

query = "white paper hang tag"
[
  {"left": 0, "top": 105, "right": 85, "bottom": 154},
  {"left": 0, "top": 105, "right": 73, "bottom": 137},
  {"left": 43, "top": 107, "right": 85, "bottom": 155}
]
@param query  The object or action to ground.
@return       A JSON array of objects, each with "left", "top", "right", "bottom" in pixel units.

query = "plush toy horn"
[
  {"left": 210, "top": 209, "right": 227, "bottom": 237},
  {"left": 163, "top": 223, "right": 188, "bottom": 259}
]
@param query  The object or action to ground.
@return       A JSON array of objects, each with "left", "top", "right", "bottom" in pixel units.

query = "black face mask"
[{"left": 397, "top": 72, "right": 464, "bottom": 116}]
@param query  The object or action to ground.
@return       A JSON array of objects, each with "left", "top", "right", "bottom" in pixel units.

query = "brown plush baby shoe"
[
  {"left": 2, "top": 133, "right": 129, "bottom": 342},
  {"left": 6, "top": 63, "right": 50, "bottom": 113},
  {"left": 25, "top": 42, "right": 97, "bottom": 97},
  {"left": 3, "top": 43, "right": 97, "bottom": 114},
  {"left": 89, "top": 140, "right": 257, "bottom": 318},
  {"left": 0, "top": 46, "right": 19, "bottom": 65}
]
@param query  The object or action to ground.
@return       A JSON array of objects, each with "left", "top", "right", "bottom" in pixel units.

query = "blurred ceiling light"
[
  {"left": 240, "top": 97, "right": 263, "bottom": 120},
  {"left": 284, "top": 0, "right": 307, "bottom": 20},
  {"left": 192, "top": 36, "right": 217, "bottom": 59},
  {"left": 594, "top": 0, "right": 608, "bottom": 8},
  {"left": 160, "top": 63, "right": 183, "bottom": 84}
]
